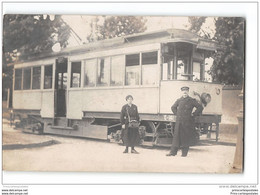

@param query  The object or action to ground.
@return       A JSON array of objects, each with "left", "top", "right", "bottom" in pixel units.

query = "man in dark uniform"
[
  {"left": 166, "top": 86, "right": 203, "bottom": 157},
  {"left": 120, "top": 95, "right": 140, "bottom": 154}
]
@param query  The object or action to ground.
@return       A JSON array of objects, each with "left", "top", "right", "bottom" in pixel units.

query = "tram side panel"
[
  {"left": 12, "top": 89, "right": 55, "bottom": 118},
  {"left": 80, "top": 87, "right": 159, "bottom": 115},
  {"left": 45, "top": 86, "right": 159, "bottom": 140},
  {"left": 159, "top": 81, "right": 222, "bottom": 116},
  {"left": 41, "top": 90, "right": 55, "bottom": 118},
  {"left": 67, "top": 90, "right": 83, "bottom": 119},
  {"left": 13, "top": 91, "right": 42, "bottom": 111}
]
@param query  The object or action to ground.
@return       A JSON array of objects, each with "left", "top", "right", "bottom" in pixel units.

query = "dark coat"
[
  {"left": 171, "top": 96, "right": 203, "bottom": 147},
  {"left": 120, "top": 104, "right": 140, "bottom": 147}
]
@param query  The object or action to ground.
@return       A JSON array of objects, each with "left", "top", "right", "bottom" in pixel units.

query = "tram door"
[{"left": 54, "top": 58, "right": 68, "bottom": 117}]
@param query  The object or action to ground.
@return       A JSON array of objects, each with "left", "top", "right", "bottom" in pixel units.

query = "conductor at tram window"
[
  {"left": 167, "top": 86, "right": 203, "bottom": 157},
  {"left": 120, "top": 95, "right": 140, "bottom": 154}
]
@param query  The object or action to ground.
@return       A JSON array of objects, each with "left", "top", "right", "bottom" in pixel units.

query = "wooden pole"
[
  {"left": 230, "top": 87, "right": 244, "bottom": 173},
  {"left": 6, "top": 88, "right": 10, "bottom": 109}
]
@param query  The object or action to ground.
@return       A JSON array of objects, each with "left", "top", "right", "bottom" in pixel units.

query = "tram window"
[
  {"left": 23, "top": 68, "right": 31, "bottom": 90},
  {"left": 44, "top": 65, "right": 53, "bottom": 89},
  {"left": 111, "top": 55, "right": 124, "bottom": 86},
  {"left": 14, "top": 69, "right": 22, "bottom": 90},
  {"left": 176, "top": 58, "right": 189, "bottom": 80},
  {"left": 84, "top": 59, "right": 96, "bottom": 87},
  {"left": 142, "top": 65, "right": 157, "bottom": 85},
  {"left": 126, "top": 54, "right": 139, "bottom": 66},
  {"left": 126, "top": 66, "right": 139, "bottom": 85},
  {"left": 164, "top": 61, "right": 174, "bottom": 80},
  {"left": 57, "top": 72, "right": 68, "bottom": 90},
  {"left": 71, "top": 62, "right": 81, "bottom": 88},
  {"left": 176, "top": 47, "right": 191, "bottom": 80},
  {"left": 193, "top": 62, "right": 201, "bottom": 81},
  {"left": 32, "top": 66, "right": 41, "bottom": 89},
  {"left": 97, "top": 58, "right": 110, "bottom": 86},
  {"left": 141, "top": 51, "right": 158, "bottom": 85},
  {"left": 142, "top": 51, "right": 158, "bottom": 65},
  {"left": 125, "top": 54, "right": 140, "bottom": 86},
  {"left": 162, "top": 63, "right": 168, "bottom": 80}
]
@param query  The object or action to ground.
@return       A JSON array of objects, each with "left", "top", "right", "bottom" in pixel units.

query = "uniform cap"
[
  {"left": 126, "top": 95, "right": 134, "bottom": 100},
  {"left": 181, "top": 86, "right": 189, "bottom": 91}
]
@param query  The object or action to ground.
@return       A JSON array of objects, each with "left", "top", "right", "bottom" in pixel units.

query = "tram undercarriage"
[{"left": 12, "top": 110, "right": 221, "bottom": 147}]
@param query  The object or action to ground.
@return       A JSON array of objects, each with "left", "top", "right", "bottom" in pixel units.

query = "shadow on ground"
[{"left": 3, "top": 140, "right": 60, "bottom": 150}]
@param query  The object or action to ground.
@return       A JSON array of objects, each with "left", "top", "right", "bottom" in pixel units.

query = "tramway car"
[{"left": 11, "top": 29, "right": 223, "bottom": 146}]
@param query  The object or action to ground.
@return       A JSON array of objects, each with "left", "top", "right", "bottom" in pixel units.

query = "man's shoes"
[
  {"left": 181, "top": 147, "right": 189, "bottom": 157},
  {"left": 123, "top": 149, "right": 128, "bottom": 153},
  {"left": 166, "top": 153, "right": 176, "bottom": 156},
  {"left": 131, "top": 149, "right": 139, "bottom": 154}
]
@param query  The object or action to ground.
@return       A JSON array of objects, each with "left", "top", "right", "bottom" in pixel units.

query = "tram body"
[{"left": 12, "top": 29, "right": 222, "bottom": 146}]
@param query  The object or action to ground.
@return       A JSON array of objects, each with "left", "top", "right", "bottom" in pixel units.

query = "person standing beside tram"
[
  {"left": 120, "top": 95, "right": 140, "bottom": 154},
  {"left": 167, "top": 86, "right": 203, "bottom": 157}
]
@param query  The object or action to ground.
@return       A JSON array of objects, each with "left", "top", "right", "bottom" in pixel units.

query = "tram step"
[
  {"left": 50, "top": 126, "right": 75, "bottom": 130},
  {"left": 153, "top": 143, "right": 171, "bottom": 147},
  {"left": 145, "top": 133, "right": 154, "bottom": 137},
  {"left": 141, "top": 141, "right": 154, "bottom": 147},
  {"left": 53, "top": 117, "right": 67, "bottom": 126}
]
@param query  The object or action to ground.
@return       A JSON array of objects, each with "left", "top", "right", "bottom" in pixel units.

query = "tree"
[
  {"left": 188, "top": 17, "right": 245, "bottom": 85},
  {"left": 2, "top": 14, "right": 71, "bottom": 99},
  {"left": 87, "top": 16, "right": 147, "bottom": 42},
  {"left": 3, "top": 15, "right": 70, "bottom": 63},
  {"left": 188, "top": 16, "right": 208, "bottom": 38},
  {"left": 210, "top": 17, "right": 245, "bottom": 85}
]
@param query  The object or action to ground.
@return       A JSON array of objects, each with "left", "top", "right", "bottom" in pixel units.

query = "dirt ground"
[
  {"left": 3, "top": 127, "right": 53, "bottom": 145},
  {"left": 2, "top": 123, "right": 237, "bottom": 173}
]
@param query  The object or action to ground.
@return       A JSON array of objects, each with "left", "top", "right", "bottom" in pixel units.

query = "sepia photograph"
[{"left": 2, "top": 14, "right": 245, "bottom": 174}]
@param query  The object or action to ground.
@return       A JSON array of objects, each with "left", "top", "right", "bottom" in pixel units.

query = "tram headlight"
[{"left": 201, "top": 93, "right": 211, "bottom": 106}]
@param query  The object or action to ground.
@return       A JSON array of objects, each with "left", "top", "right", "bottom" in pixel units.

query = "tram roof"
[
  {"left": 62, "top": 28, "right": 219, "bottom": 53},
  {"left": 12, "top": 28, "right": 221, "bottom": 65}
]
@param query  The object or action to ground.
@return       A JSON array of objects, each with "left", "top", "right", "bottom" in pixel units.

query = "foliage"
[
  {"left": 2, "top": 14, "right": 70, "bottom": 94},
  {"left": 188, "top": 16, "right": 209, "bottom": 38},
  {"left": 3, "top": 15, "right": 70, "bottom": 62},
  {"left": 210, "top": 17, "right": 245, "bottom": 85},
  {"left": 87, "top": 16, "right": 147, "bottom": 42}
]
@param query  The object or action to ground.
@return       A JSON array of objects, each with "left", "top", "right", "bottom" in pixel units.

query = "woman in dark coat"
[{"left": 120, "top": 95, "right": 140, "bottom": 154}]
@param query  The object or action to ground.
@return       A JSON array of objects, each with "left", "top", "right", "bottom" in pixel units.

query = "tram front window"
[
  {"left": 176, "top": 58, "right": 189, "bottom": 80},
  {"left": 126, "top": 54, "right": 140, "bottom": 86},
  {"left": 193, "top": 62, "right": 201, "bottom": 81},
  {"left": 162, "top": 43, "right": 194, "bottom": 81},
  {"left": 176, "top": 47, "right": 191, "bottom": 80}
]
